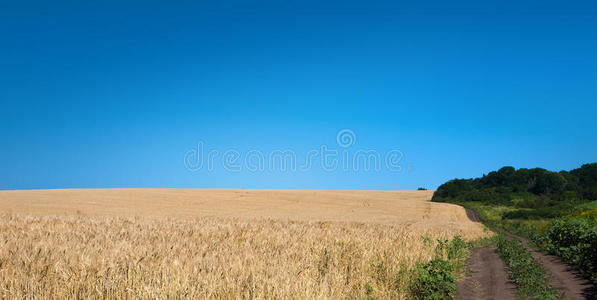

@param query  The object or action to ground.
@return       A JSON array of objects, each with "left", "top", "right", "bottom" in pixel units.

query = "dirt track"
[
  {"left": 460, "top": 209, "right": 596, "bottom": 300},
  {"left": 456, "top": 246, "right": 516, "bottom": 300},
  {"left": 498, "top": 229, "right": 596, "bottom": 300},
  {"left": 456, "top": 211, "right": 516, "bottom": 300}
]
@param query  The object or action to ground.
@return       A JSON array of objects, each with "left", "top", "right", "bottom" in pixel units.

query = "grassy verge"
[
  {"left": 458, "top": 201, "right": 597, "bottom": 284},
  {"left": 408, "top": 236, "right": 471, "bottom": 299},
  {"left": 495, "top": 235, "right": 558, "bottom": 299}
]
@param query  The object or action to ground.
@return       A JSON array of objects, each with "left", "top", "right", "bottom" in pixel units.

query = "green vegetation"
[
  {"left": 432, "top": 163, "right": 597, "bottom": 284},
  {"left": 364, "top": 283, "right": 375, "bottom": 299},
  {"left": 409, "top": 236, "right": 469, "bottom": 299},
  {"left": 410, "top": 258, "right": 456, "bottom": 299},
  {"left": 432, "top": 163, "right": 597, "bottom": 206},
  {"left": 496, "top": 236, "right": 557, "bottom": 299},
  {"left": 545, "top": 218, "right": 597, "bottom": 283}
]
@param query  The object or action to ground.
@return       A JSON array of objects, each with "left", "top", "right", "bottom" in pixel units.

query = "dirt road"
[
  {"left": 456, "top": 246, "right": 516, "bottom": 300},
  {"left": 460, "top": 209, "right": 596, "bottom": 300},
  {"left": 498, "top": 229, "right": 596, "bottom": 300},
  {"left": 456, "top": 211, "right": 516, "bottom": 300}
]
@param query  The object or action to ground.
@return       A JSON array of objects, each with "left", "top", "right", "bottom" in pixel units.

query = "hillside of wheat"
[{"left": 0, "top": 189, "right": 486, "bottom": 298}]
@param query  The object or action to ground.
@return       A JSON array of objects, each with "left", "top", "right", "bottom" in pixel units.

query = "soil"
[
  {"left": 456, "top": 210, "right": 516, "bottom": 300},
  {"left": 456, "top": 246, "right": 517, "bottom": 300},
  {"left": 459, "top": 209, "right": 597, "bottom": 300},
  {"left": 498, "top": 229, "right": 596, "bottom": 300}
]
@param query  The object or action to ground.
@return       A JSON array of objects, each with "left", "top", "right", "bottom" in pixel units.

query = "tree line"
[{"left": 432, "top": 163, "right": 597, "bottom": 210}]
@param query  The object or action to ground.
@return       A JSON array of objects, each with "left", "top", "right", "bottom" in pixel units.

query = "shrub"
[
  {"left": 545, "top": 218, "right": 597, "bottom": 283},
  {"left": 409, "top": 236, "right": 469, "bottom": 299},
  {"left": 435, "top": 236, "right": 468, "bottom": 270},
  {"left": 409, "top": 258, "right": 456, "bottom": 299}
]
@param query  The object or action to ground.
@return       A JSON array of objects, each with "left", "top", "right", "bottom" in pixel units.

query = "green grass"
[
  {"left": 495, "top": 235, "right": 558, "bottom": 299},
  {"left": 450, "top": 201, "right": 516, "bottom": 228},
  {"left": 579, "top": 200, "right": 597, "bottom": 210},
  {"left": 408, "top": 236, "right": 471, "bottom": 299}
]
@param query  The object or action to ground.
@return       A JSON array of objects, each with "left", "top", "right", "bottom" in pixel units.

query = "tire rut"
[
  {"left": 461, "top": 208, "right": 596, "bottom": 300},
  {"left": 456, "top": 246, "right": 517, "bottom": 300},
  {"left": 497, "top": 228, "right": 596, "bottom": 300},
  {"left": 457, "top": 209, "right": 516, "bottom": 300}
]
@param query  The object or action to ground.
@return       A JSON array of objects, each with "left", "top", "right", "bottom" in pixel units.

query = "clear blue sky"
[{"left": 2, "top": 0, "right": 596, "bottom": 190}]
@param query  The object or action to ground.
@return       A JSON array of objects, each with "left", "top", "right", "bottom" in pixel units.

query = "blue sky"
[{"left": 1, "top": 0, "right": 596, "bottom": 190}]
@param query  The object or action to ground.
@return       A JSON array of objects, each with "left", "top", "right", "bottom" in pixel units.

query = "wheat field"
[{"left": 0, "top": 189, "right": 486, "bottom": 299}]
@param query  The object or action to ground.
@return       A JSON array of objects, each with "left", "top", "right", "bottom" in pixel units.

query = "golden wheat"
[{"left": 0, "top": 189, "right": 487, "bottom": 299}]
